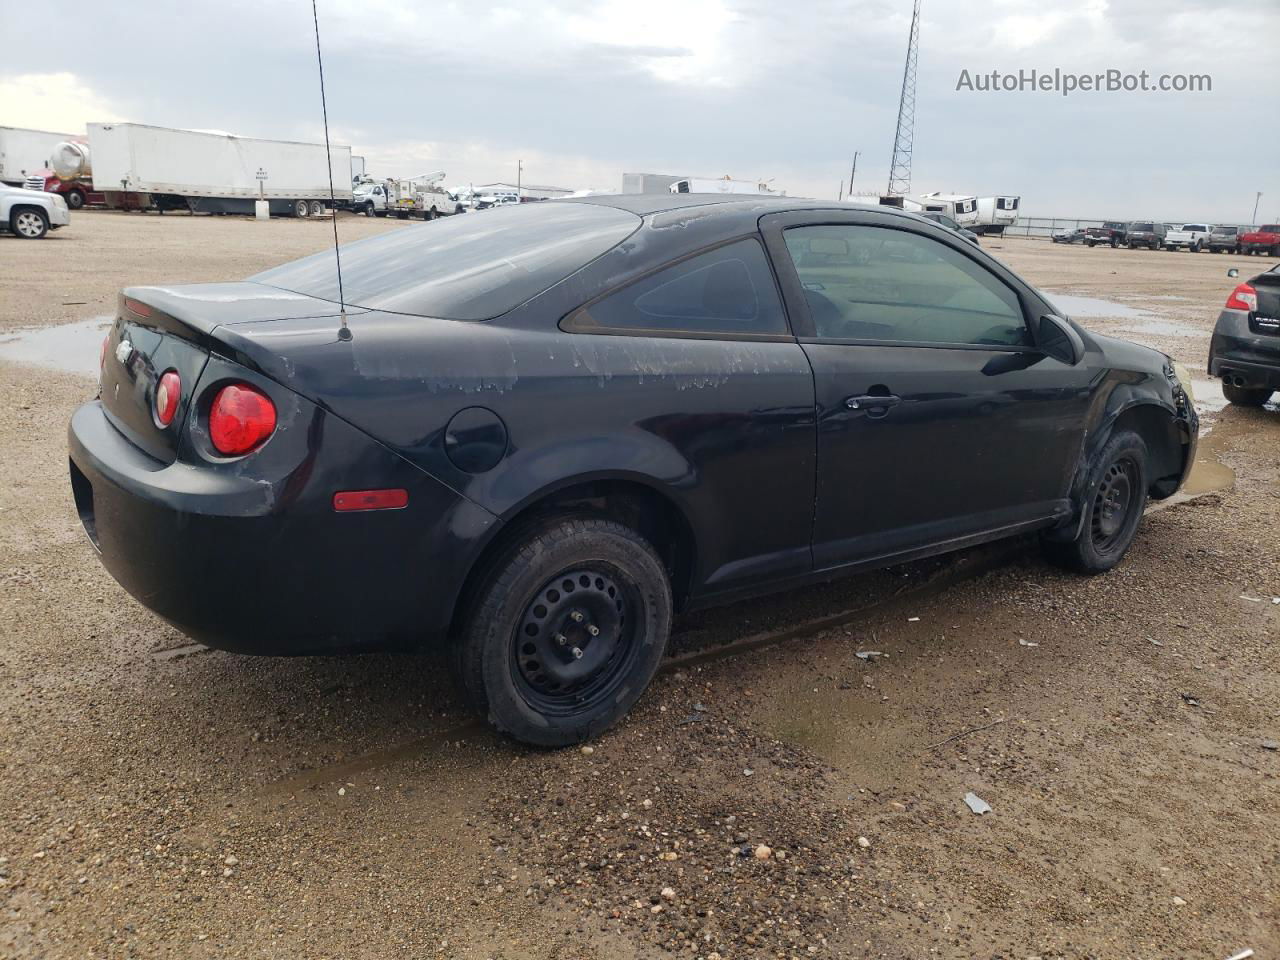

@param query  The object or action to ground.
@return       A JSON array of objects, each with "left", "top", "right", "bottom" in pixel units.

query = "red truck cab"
[
  {"left": 1240, "top": 225, "right": 1280, "bottom": 257},
  {"left": 22, "top": 169, "right": 103, "bottom": 210}
]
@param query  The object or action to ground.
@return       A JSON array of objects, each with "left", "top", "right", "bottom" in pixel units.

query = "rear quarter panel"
[{"left": 215, "top": 312, "right": 819, "bottom": 595}]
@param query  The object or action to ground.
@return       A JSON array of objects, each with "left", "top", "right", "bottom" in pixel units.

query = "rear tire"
[
  {"left": 1043, "top": 430, "right": 1148, "bottom": 574},
  {"left": 294, "top": 199, "right": 309, "bottom": 218},
  {"left": 1223, "top": 383, "right": 1273, "bottom": 407},
  {"left": 309, "top": 200, "right": 325, "bottom": 217},
  {"left": 457, "top": 516, "right": 672, "bottom": 747}
]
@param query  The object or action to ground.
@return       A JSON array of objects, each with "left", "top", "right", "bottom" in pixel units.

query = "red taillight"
[
  {"left": 154, "top": 370, "right": 181, "bottom": 426},
  {"left": 333, "top": 489, "right": 409, "bottom": 512},
  {"left": 209, "top": 383, "right": 276, "bottom": 455},
  {"left": 1225, "top": 283, "right": 1257, "bottom": 312}
]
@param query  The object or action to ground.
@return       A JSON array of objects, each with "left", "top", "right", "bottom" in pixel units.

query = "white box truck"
[
  {"left": 0, "top": 126, "right": 79, "bottom": 187},
  {"left": 71, "top": 122, "right": 354, "bottom": 217}
]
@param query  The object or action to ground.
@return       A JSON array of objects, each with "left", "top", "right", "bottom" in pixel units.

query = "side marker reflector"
[{"left": 333, "top": 489, "right": 409, "bottom": 512}]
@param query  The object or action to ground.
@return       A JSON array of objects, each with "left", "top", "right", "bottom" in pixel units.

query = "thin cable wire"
[{"left": 310, "top": 0, "right": 345, "bottom": 316}]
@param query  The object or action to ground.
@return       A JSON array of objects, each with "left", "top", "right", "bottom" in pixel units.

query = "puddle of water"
[
  {"left": 0, "top": 317, "right": 111, "bottom": 377},
  {"left": 1180, "top": 455, "right": 1235, "bottom": 497},
  {"left": 1191, "top": 379, "right": 1227, "bottom": 414},
  {"left": 1114, "top": 318, "right": 1204, "bottom": 338},
  {"left": 1045, "top": 293, "right": 1152, "bottom": 319}
]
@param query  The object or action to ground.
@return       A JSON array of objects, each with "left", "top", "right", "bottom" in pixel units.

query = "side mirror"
[
  {"left": 1227, "top": 268, "right": 1239, "bottom": 278},
  {"left": 1037, "top": 314, "right": 1085, "bottom": 366}
]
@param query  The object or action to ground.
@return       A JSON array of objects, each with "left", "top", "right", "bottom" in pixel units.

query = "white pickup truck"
[
  {"left": 1163, "top": 223, "right": 1213, "bottom": 252},
  {"left": 1, "top": 182, "right": 69, "bottom": 238}
]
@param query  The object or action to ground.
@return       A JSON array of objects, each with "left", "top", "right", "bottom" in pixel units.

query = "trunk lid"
[
  {"left": 99, "top": 283, "right": 359, "bottom": 464},
  {"left": 1252, "top": 269, "right": 1280, "bottom": 335}
]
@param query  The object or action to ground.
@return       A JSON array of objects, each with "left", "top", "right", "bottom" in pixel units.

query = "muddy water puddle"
[
  {"left": 0, "top": 316, "right": 111, "bottom": 376},
  {"left": 1114, "top": 318, "right": 1205, "bottom": 338},
  {"left": 1045, "top": 293, "right": 1153, "bottom": 318}
]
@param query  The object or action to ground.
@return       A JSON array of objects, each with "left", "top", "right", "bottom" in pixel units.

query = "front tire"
[
  {"left": 1223, "top": 383, "right": 1273, "bottom": 407},
  {"left": 66, "top": 188, "right": 86, "bottom": 210},
  {"left": 457, "top": 517, "right": 672, "bottom": 747},
  {"left": 11, "top": 207, "right": 48, "bottom": 239},
  {"left": 1043, "top": 430, "right": 1149, "bottom": 574}
]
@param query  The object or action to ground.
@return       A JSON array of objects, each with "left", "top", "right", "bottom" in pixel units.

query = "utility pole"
[
  {"left": 1252, "top": 191, "right": 1262, "bottom": 224},
  {"left": 838, "top": 180, "right": 844, "bottom": 201},
  {"left": 849, "top": 152, "right": 859, "bottom": 194},
  {"left": 517, "top": 158, "right": 523, "bottom": 197},
  {"left": 887, "top": 0, "right": 921, "bottom": 197}
]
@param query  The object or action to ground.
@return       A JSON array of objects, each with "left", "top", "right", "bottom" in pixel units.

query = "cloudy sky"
[{"left": 3, "top": 0, "right": 1278, "bottom": 221}]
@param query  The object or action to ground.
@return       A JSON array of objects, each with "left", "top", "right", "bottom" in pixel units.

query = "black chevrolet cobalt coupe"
[{"left": 69, "top": 195, "right": 1198, "bottom": 745}]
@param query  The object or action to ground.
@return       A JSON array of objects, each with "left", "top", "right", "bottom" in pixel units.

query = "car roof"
[{"left": 561, "top": 192, "right": 932, "bottom": 225}]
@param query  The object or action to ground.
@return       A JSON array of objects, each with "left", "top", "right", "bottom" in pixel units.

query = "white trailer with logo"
[
  {"left": 916, "top": 192, "right": 979, "bottom": 227},
  {"left": 974, "top": 196, "right": 1020, "bottom": 235},
  {"left": 74, "top": 122, "right": 353, "bottom": 217}
]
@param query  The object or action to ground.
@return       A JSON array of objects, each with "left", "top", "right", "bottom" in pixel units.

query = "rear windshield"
[
  {"left": 1130, "top": 222, "right": 1154, "bottom": 231},
  {"left": 1213, "top": 226, "right": 1236, "bottom": 235},
  {"left": 251, "top": 202, "right": 640, "bottom": 320}
]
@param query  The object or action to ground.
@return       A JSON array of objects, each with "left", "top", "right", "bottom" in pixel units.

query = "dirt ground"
[{"left": 0, "top": 210, "right": 1277, "bottom": 959}]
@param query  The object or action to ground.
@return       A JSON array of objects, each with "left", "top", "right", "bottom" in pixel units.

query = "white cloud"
[{"left": 0, "top": 72, "right": 126, "bottom": 134}]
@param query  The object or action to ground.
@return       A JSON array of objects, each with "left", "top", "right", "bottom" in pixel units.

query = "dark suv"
[
  {"left": 1207, "top": 225, "right": 1247, "bottom": 254},
  {"left": 1086, "top": 221, "right": 1127, "bottom": 247},
  {"left": 1126, "top": 222, "right": 1169, "bottom": 250}
]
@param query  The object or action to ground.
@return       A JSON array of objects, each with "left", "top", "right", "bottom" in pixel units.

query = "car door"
[{"left": 761, "top": 210, "right": 1092, "bottom": 571}]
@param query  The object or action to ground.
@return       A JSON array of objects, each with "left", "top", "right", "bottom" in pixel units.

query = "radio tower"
[{"left": 886, "top": 0, "right": 921, "bottom": 197}]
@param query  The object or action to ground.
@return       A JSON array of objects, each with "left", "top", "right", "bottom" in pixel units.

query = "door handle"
[{"left": 845, "top": 394, "right": 902, "bottom": 411}]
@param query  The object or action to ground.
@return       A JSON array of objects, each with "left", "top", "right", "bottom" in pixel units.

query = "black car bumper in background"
[
  {"left": 1209, "top": 309, "right": 1280, "bottom": 391},
  {"left": 68, "top": 400, "right": 498, "bottom": 655}
]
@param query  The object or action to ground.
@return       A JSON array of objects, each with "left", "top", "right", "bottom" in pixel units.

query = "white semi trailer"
[
  {"left": 0, "top": 126, "right": 78, "bottom": 187},
  {"left": 53, "top": 123, "right": 353, "bottom": 217},
  {"left": 669, "top": 176, "right": 784, "bottom": 196}
]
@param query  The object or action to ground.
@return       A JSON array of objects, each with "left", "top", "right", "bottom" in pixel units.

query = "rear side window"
[
  {"left": 251, "top": 202, "right": 640, "bottom": 320},
  {"left": 565, "top": 239, "right": 788, "bottom": 338}
]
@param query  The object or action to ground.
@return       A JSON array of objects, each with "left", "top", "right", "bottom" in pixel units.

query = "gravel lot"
[{"left": 1, "top": 210, "right": 1277, "bottom": 958}]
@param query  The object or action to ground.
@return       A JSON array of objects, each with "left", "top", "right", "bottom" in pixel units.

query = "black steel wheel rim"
[
  {"left": 1092, "top": 456, "right": 1137, "bottom": 553},
  {"left": 511, "top": 566, "right": 640, "bottom": 716}
]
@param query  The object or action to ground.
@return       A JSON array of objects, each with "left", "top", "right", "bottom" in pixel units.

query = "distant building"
[
  {"left": 473, "top": 182, "right": 573, "bottom": 200},
  {"left": 622, "top": 172, "right": 689, "bottom": 195}
]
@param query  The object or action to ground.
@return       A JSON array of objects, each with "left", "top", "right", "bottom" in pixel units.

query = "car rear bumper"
[
  {"left": 1208, "top": 310, "right": 1280, "bottom": 390},
  {"left": 69, "top": 400, "right": 498, "bottom": 655}
]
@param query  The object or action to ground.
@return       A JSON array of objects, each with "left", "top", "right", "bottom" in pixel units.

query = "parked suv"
[
  {"left": 1163, "top": 223, "right": 1213, "bottom": 252},
  {"left": 1207, "top": 225, "right": 1248, "bottom": 254},
  {"left": 0, "top": 183, "right": 70, "bottom": 239},
  {"left": 1085, "top": 221, "right": 1127, "bottom": 247},
  {"left": 1126, "top": 222, "right": 1169, "bottom": 250}
]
